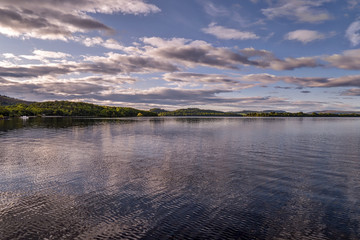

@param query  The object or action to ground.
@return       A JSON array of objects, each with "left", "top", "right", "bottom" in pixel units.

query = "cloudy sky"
[{"left": 1, "top": 0, "right": 360, "bottom": 111}]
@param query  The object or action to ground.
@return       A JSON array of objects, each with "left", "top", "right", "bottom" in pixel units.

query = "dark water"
[{"left": 1, "top": 117, "right": 360, "bottom": 240}]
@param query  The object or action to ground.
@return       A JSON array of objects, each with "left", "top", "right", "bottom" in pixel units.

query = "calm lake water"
[{"left": 1, "top": 117, "right": 360, "bottom": 239}]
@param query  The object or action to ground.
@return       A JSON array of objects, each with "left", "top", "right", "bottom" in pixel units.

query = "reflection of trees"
[{"left": 0, "top": 117, "right": 140, "bottom": 133}]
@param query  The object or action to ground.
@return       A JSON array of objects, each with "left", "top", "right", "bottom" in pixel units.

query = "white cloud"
[
  {"left": 346, "top": 20, "right": 360, "bottom": 46},
  {"left": 202, "top": 23, "right": 259, "bottom": 40},
  {"left": 2, "top": 53, "right": 21, "bottom": 61},
  {"left": 18, "top": 50, "right": 71, "bottom": 63},
  {"left": 74, "top": 36, "right": 125, "bottom": 50},
  {"left": 33, "top": 50, "right": 71, "bottom": 59},
  {"left": 142, "top": 37, "right": 191, "bottom": 48},
  {"left": 201, "top": 2, "right": 229, "bottom": 16},
  {"left": 285, "top": 30, "right": 326, "bottom": 44},
  {"left": 262, "top": 0, "right": 332, "bottom": 23}
]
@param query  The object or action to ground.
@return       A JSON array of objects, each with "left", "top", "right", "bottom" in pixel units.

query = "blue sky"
[{"left": 1, "top": 0, "right": 360, "bottom": 112}]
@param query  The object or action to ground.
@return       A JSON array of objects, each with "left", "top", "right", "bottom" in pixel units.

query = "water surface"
[{"left": 1, "top": 117, "right": 360, "bottom": 239}]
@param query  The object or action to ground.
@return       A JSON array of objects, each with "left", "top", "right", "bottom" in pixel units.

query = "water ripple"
[{"left": 1, "top": 117, "right": 360, "bottom": 239}]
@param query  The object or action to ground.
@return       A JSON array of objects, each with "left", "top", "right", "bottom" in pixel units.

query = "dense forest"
[{"left": 0, "top": 101, "right": 157, "bottom": 118}]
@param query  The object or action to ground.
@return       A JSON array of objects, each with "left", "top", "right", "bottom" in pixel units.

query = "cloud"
[
  {"left": 235, "top": 73, "right": 360, "bottom": 88},
  {"left": 268, "top": 57, "right": 319, "bottom": 70},
  {"left": 202, "top": 23, "right": 259, "bottom": 40},
  {"left": 81, "top": 52, "right": 179, "bottom": 74},
  {"left": 325, "top": 49, "right": 360, "bottom": 70},
  {"left": 71, "top": 88, "right": 294, "bottom": 110},
  {"left": 282, "top": 75, "right": 360, "bottom": 88},
  {"left": 0, "top": 0, "right": 160, "bottom": 15},
  {"left": 144, "top": 38, "right": 259, "bottom": 69},
  {"left": 0, "top": 65, "right": 73, "bottom": 78},
  {"left": 74, "top": 36, "right": 125, "bottom": 50},
  {"left": 0, "top": 53, "right": 179, "bottom": 79},
  {"left": 285, "top": 30, "right": 326, "bottom": 44},
  {"left": 142, "top": 37, "right": 319, "bottom": 71},
  {"left": 346, "top": 20, "right": 360, "bottom": 46},
  {"left": 4, "top": 83, "right": 347, "bottom": 112},
  {"left": 201, "top": 2, "right": 229, "bottom": 16},
  {"left": 164, "top": 72, "right": 360, "bottom": 90},
  {"left": 2, "top": 53, "right": 21, "bottom": 61},
  {"left": 18, "top": 50, "right": 71, "bottom": 63},
  {"left": 163, "top": 72, "right": 254, "bottom": 89},
  {"left": 0, "top": 75, "right": 136, "bottom": 100},
  {"left": 262, "top": 0, "right": 332, "bottom": 23},
  {"left": 347, "top": 0, "right": 360, "bottom": 9},
  {"left": 0, "top": 39, "right": 323, "bottom": 84},
  {"left": 239, "top": 47, "right": 320, "bottom": 70},
  {"left": 163, "top": 72, "right": 356, "bottom": 91},
  {"left": 142, "top": 37, "right": 190, "bottom": 48},
  {"left": 0, "top": 8, "right": 111, "bottom": 41},
  {"left": 341, "top": 88, "right": 360, "bottom": 96},
  {"left": 0, "top": 0, "right": 160, "bottom": 41}
]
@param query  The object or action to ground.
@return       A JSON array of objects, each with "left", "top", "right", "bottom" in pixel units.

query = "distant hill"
[
  {"left": 158, "top": 108, "right": 241, "bottom": 116},
  {"left": 0, "top": 95, "right": 34, "bottom": 106},
  {"left": 150, "top": 108, "right": 168, "bottom": 114},
  {"left": 313, "top": 110, "right": 360, "bottom": 114},
  {"left": 262, "top": 110, "right": 287, "bottom": 113},
  {"left": 232, "top": 110, "right": 287, "bottom": 114}
]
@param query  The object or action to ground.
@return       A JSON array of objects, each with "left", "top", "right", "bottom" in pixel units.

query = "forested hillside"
[
  {"left": 0, "top": 100, "right": 157, "bottom": 117},
  {"left": 0, "top": 95, "right": 33, "bottom": 106}
]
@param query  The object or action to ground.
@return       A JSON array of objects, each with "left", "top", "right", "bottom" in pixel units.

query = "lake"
[{"left": 0, "top": 117, "right": 360, "bottom": 239}]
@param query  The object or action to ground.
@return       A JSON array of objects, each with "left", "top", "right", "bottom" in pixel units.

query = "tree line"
[
  {"left": 0, "top": 101, "right": 157, "bottom": 118},
  {"left": 1, "top": 102, "right": 359, "bottom": 119}
]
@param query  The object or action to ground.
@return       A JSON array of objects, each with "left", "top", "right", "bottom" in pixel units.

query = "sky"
[{"left": 1, "top": 0, "right": 360, "bottom": 112}]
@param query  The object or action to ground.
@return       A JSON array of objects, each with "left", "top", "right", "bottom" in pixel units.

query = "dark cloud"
[
  {"left": 0, "top": 0, "right": 160, "bottom": 40},
  {"left": 0, "top": 76, "right": 135, "bottom": 100},
  {"left": 44, "top": 10, "right": 114, "bottom": 33},
  {"left": 39, "top": 82, "right": 109, "bottom": 95},
  {"left": 246, "top": 74, "right": 360, "bottom": 88},
  {"left": 0, "top": 0, "right": 160, "bottom": 15},
  {"left": 284, "top": 75, "right": 360, "bottom": 88},
  {"left": 0, "top": 53, "right": 178, "bottom": 79},
  {"left": 274, "top": 86, "right": 292, "bottom": 89},
  {"left": 80, "top": 54, "right": 179, "bottom": 74},
  {"left": 230, "top": 73, "right": 360, "bottom": 89},
  {"left": 154, "top": 46, "right": 256, "bottom": 69},
  {"left": 0, "top": 66, "right": 72, "bottom": 78},
  {"left": 82, "top": 88, "right": 285, "bottom": 108},
  {"left": 0, "top": 8, "right": 72, "bottom": 39},
  {"left": 151, "top": 43, "right": 319, "bottom": 71},
  {"left": 239, "top": 48, "right": 320, "bottom": 70}
]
